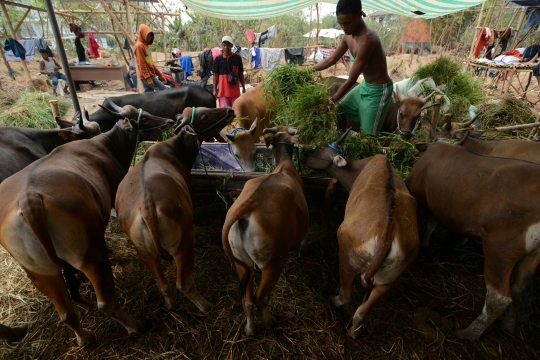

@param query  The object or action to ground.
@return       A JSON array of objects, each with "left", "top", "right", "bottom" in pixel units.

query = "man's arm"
[
  {"left": 53, "top": 58, "right": 62, "bottom": 69},
  {"left": 239, "top": 72, "right": 246, "bottom": 93},
  {"left": 313, "top": 39, "right": 348, "bottom": 71}
]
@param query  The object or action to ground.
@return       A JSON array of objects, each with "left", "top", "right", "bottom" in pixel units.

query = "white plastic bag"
[{"left": 315, "top": 48, "right": 323, "bottom": 63}]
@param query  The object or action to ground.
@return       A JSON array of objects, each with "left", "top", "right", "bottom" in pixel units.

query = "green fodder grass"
[
  {"left": 413, "top": 56, "right": 486, "bottom": 105},
  {"left": 0, "top": 90, "right": 70, "bottom": 129},
  {"left": 476, "top": 96, "right": 536, "bottom": 129},
  {"left": 263, "top": 64, "right": 341, "bottom": 145}
]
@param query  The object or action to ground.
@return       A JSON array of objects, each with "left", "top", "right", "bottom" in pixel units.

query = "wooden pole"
[
  {"left": 528, "top": 126, "right": 538, "bottom": 140},
  {"left": 111, "top": 21, "right": 129, "bottom": 67},
  {"left": 0, "top": 46, "right": 15, "bottom": 80},
  {"left": 493, "top": 0, "right": 507, "bottom": 30},
  {"left": 482, "top": 0, "right": 497, "bottom": 28},
  {"left": 124, "top": 0, "right": 135, "bottom": 42},
  {"left": 98, "top": 0, "right": 135, "bottom": 45},
  {"left": 510, "top": 7, "right": 528, "bottom": 50},
  {"left": 49, "top": 100, "right": 60, "bottom": 118},
  {"left": 315, "top": 3, "right": 320, "bottom": 47},
  {"left": 429, "top": 95, "right": 443, "bottom": 142},
  {"left": 496, "top": 121, "right": 540, "bottom": 131},
  {"left": 1, "top": 2, "right": 32, "bottom": 81},
  {"left": 162, "top": 15, "right": 167, "bottom": 59},
  {"left": 468, "top": 3, "right": 485, "bottom": 59}
]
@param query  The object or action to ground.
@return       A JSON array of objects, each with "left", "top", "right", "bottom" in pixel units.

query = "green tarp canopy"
[{"left": 179, "top": 0, "right": 488, "bottom": 20}]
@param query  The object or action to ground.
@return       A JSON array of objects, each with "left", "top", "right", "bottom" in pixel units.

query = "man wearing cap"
[
  {"left": 212, "top": 36, "right": 246, "bottom": 107},
  {"left": 313, "top": 0, "right": 393, "bottom": 136}
]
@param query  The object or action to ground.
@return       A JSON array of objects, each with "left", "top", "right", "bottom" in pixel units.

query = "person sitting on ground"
[
  {"left": 39, "top": 49, "right": 69, "bottom": 96},
  {"left": 312, "top": 0, "right": 393, "bottom": 137},
  {"left": 124, "top": 58, "right": 138, "bottom": 92},
  {"left": 212, "top": 35, "right": 246, "bottom": 108},
  {"left": 134, "top": 24, "right": 167, "bottom": 93}
]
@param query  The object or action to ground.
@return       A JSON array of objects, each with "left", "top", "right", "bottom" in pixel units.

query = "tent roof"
[
  {"left": 303, "top": 29, "right": 344, "bottom": 38},
  {"left": 179, "top": 0, "right": 488, "bottom": 20}
]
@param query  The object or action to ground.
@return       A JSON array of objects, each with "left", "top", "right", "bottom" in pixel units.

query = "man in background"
[
  {"left": 134, "top": 24, "right": 167, "bottom": 93},
  {"left": 124, "top": 58, "right": 138, "bottom": 92},
  {"left": 212, "top": 35, "right": 246, "bottom": 107},
  {"left": 39, "top": 49, "right": 69, "bottom": 96}
]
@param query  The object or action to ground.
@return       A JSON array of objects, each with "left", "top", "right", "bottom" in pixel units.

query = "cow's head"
[
  {"left": 303, "top": 128, "right": 352, "bottom": 170},
  {"left": 393, "top": 87, "right": 435, "bottom": 138},
  {"left": 99, "top": 98, "right": 174, "bottom": 141},
  {"left": 263, "top": 126, "right": 299, "bottom": 157},
  {"left": 55, "top": 108, "right": 101, "bottom": 141},
  {"left": 174, "top": 107, "right": 236, "bottom": 142},
  {"left": 219, "top": 118, "right": 258, "bottom": 172},
  {"left": 439, "top": 114, "right": 484, "bottom": 140}
]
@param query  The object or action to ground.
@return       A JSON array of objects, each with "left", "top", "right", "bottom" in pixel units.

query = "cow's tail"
[
  {"left": 222, "top": 215, "right": 252, "bottom": 301},
  {"left": 361, "top": 158, "right": 396, "bottom": 289},
  {"left": 19, "top": 192, "right": 63, "bottom": 267},
  {"left": 141, "top": 201, "right": 172, "bottom": 261}
]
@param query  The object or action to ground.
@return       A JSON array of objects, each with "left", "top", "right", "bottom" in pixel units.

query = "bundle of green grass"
[{"left": 0, "top": 90, "right": 70, "bottom": 128}]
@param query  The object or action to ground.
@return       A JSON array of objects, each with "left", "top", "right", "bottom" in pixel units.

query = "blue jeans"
[
  {"left": 48, "top": 72, "right": 67, "bottom": 89},
  {"left": 124, "top": 72, "right": 138, "bottom": 89},
  {"left": 141, "top": 76, "right": 167, "bottom": 93}
]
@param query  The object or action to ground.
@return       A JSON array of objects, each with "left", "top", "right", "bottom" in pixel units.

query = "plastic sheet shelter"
[{"left": 179, "top": 0, "right": 489, "bottom": 20}]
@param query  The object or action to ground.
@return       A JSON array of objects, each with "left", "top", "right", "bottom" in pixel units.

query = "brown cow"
[
  {"left": 233, "top": 84, "right": 274, "bottom": 141},
  {"left": 222, "top": 126, "right": 309, "bottom": 335},
  {"left": 219, "top": 119, "right": 259, "bottom": 172},
  {"left": 406, "top": 142, "right": 540, "bottom": 340},
  {"left": 304, "top": 129, "right": 419, "bottom": 338},
  {"left": 0, "top": 101, "right": 174, "bottom": 346},
  {"left": 115, "top": 107, "right": 235, "bottom": 312}
]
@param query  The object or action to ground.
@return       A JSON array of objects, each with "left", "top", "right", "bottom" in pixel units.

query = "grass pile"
[
  {"left": 1, "top": 210, "right": 539, "bottom": 359},
  {"left": 0, "top": 90, "right": 70, "bottom": 128},
  {"left": 476, "top": 96, "right": 536, "bottom": 128},
  {"left": 263, "top": 63, "right": 341, "bottom": 145}
]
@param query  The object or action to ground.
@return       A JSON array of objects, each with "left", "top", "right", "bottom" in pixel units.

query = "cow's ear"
[
  {"left": 119, "top": 118, "right": 133, "bottom": 131},
  {"left": 290, "top": 135, "right": 300, "bottom": 147},
  {"left": 392, "top": 87, "right": 403, "bottom": 104},
  {"left": 226, "top": 133, "right": 236, "bottom": 143},
  {"left": 58, "top": 129, "right": 77, "bottom": 141},
  {"left": 414, "top": 142, "right": 429, "bottom": 153},
  {"left": 333, "top": 155, "right": 347, "bottom": 167},
  {"left": 264, "top": 136, "right": 272, "bottom": 148},
  {"left": 55, "top": 116, "right": 75, "bottom": 129}
]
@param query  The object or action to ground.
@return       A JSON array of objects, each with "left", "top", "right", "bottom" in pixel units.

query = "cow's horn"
[
  {"left": 105, "top": 98, "right": 125, "bottom": 113},
  {"left": 287, "top": 127, "right": 298, "bottom": 135},
  {"left": 333, "top": 127, "right": 352, "bottom": 147},
  {"left": 443, "top": 114, "right": 453, "bottom": 130},
  {"left": 173, "top": 114, "right": 191, "bottom": 134},
  {"left": 422, "top": 91, "right": 436, "bottom": 104},
  {"left": 462, "top": 113, "right": 480, "bottom": 128},
  {"left": 99, "top": 104, "right": 124, "bottom": 119},
  {"left": 263, "top": 127, "right": 278, "bottom": 135},
  {"left": 456, "top": 129, "right": 470, "bottom": 146}
]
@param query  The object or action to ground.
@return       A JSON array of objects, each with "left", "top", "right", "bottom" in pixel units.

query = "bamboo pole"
[
  {"left": 111, "top": 21, "right": 129, "bottom": 67},
  {"left": 14, "top": 8, "right": 31, "bottom": 35},
  {"left": 0, "top": 46, "right": 15, "bottom": 80},
  {"left": 161, "top": 15, "right": 167, "bottom": 59},
  {"left": 496, "top": 121, "right": 540, "bottom": 131},
  {"left": 510, "top": 7, "right": 528, "bottom": 50},
  {"left": 493, "top": 0, "right": 507, "bottom": 30},
  {"left": 124, "top": 0, "right": 135, "bottom": 42},
  {"left": 315, "top": 3, "right": 320, "bottom": 47},
  {"left": 468, "top": 2, "right": 485, "bottom": 59},
  {"left": 49, "top": 100, "right": 60, "bottom": 118},
  {"left": 98, "top": 0, "right": 134, "bottom": 45},
  {"left": 528, "top": 126, "right": 538, "bottom": 140},
  {"left": 482, "top": 0, "right": 497, "bottom": 28},
  {"left": 1, "top": 2, "right": 32, "bottom": 81}
]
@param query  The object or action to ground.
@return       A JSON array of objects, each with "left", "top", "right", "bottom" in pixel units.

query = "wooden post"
[
  {"left": 528, "top": 127, "right": 538, "bottom": 140},
  {"left": 315, "top": 3, "right": 320, "bottom": 47},
  {"left": 162, "top": 15, "right": 167, "bottom": 59},
  {"left": 0, "top": 45, "right": 15, "bottom": 80},
  {"left": 496, "top": 122, "right": 540, "bottom": 131},
  {"left": 429, "top": 95, "right": 443, "bottom": 142},
  {"left": 49, "top": 100, "right": 60, "bottom": 118},
  {"left": 510, "top": 7, "right": 528, "bottom": 50},
  {"left": 98, "top": 0, "right": 135, "bottom": 45},
  {"left": 124, "top": 0, "right": 135, "bottom": 41},
  {"left": 1, "top": 2, "right": 32, "bottom": 82},
  {"left": 482, "top": 0, "right": 497, "bottom": 28},
  {"left": 468, "top": 2, "right": 485, "bottom": 59}
]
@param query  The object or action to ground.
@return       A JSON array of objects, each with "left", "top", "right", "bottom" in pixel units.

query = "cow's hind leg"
[
  {"left": 332, "top": 256, "right": 357, "bottom": 307},
  {"left": 235, "top": 262, "right": 256, "bottom": 335},
  {"left": 455, "top": 249, "right": 513, "bottom": 341},
  {"left": 63, "top": 263, "right": 89, "bottom": 305},
  {"left": 174, "top": 233, "right": 213, "bottom": 313},
  {"left": 348, "top": 282, "right": 394, "bottom": 339},
  {"left": 80, "top": 253, "right": 148, "bottom": 335},
  {"left": 255, "top": 260, "right": 287, "bottom": 327},
  {"left": 500, "top": 248, "right": 540, "bottom": 333},
  {"left": 139, "top": 254, "right": 174, "bottom": 310},
  {"left": 25, "top": 269, "right": 93, "bottom": 346},
  {"left": 0, "top": 323, "right": 27, "bottom": 342}
]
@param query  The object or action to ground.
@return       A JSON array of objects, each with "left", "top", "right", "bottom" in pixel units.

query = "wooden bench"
[{"left": 69, "top": 64, "right": 129, "bottom": 90}]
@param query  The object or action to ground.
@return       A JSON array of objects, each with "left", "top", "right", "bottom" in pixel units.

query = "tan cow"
[
  {"left": 406, "top": 142, "right": 540, "bottom": 339},
  {"left": 219, "top": 119, "right": 259, "bottom": 172},
  {"left": 222, "top": 126, "right": 309, "bottom": 335},
  {"left": 115, "top": 107, "right": 236, "bottom": 312},
  {"left": 232, "top": 84, "right": 274, "bottom": 141},
  {"left": 304, "top": 129, "right": 419, "bottom": 338},
  {"left": 0, "top": 100, "right": 174, "bottom": 346}
]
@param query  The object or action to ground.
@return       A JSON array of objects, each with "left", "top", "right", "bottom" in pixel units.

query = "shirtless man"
[{"left": 313, "top": 0, "right": 393, "bottom": 136}]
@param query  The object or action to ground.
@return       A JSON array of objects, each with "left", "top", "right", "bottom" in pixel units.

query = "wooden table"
[
  {"left": 467, "top": 60, "right": 533, "bottom": 95},
  {"left": 69, "top": 64, "right": 128, "bottom": 90}
]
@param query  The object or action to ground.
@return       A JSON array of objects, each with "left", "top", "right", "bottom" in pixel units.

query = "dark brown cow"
[
  {"left": 406, "top": 142, "right": 540, "bottom": 340},
  {"left": 0, "top": 102, "right": 173, "bottom": 346},
  {"left": 222, "top": 127, "right": 309, "bottom": 335},
  {"left": 115, "top": 107, "right": 235, "bottom": 311},
  {"left": 304, "top": 129, "right": 419, "bottom": 338}
]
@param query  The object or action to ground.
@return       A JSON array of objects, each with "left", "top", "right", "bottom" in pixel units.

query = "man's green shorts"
[{"left": 337, "top": 80, "right": 393, "bottom": 136}]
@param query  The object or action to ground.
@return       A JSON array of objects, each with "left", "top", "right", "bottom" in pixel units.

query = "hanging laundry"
[
  {"left": 285, "top": 47, "right": 304, "bottom": 65},
  {"left": 267, "top": 25, "right": 277, "bottom": 39},
  {"left": 4, "top": 38, "right": 28, "bottom": 61},
  {"left": 523, "top": 9, "right": 540, "bottom": 31},
  {"left": 320, "top": 49, "right": 331, "bottom": 59},
  {"left": 88, "top": 32, "right": 100, "bottom": 59},
  {"left": 474, "top": 27, "right": 494, "bottom": 58},
  {"left": 240, "top": 48, "right": 249, "bottom": 60},
  {"left": 179, "top": 55, "right": 194, "bottom": 77},
  {"left": 123, "top": 37, "right": 134, "bottom": 58},
  {"left": 258, "top": 29, "right": 269, "bottom": 47},
  {"left": 250, "top": 46, "right": 261, "bottom": 68},
  {"left": 254, "top": 33, "right": 261, "bottom": 45},
  {"left": 245, "top": 28, "right": 255, "bottom": 44},
  {"left": 260, "top": 48, "right": 284, "bottom": 72},
  {"left": 74, "top": 37, "right": 86, "bottom": 63},
  {"left": 211, "top": 46, "right": 222, "bottom": 60}
]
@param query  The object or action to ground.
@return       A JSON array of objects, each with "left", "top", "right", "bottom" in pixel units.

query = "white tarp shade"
[
  {"left": 303, "top": 29, "right": 344, "bottom": 38},
  {"left": 179, "top": 0, "right": 488, "bottom": 20}
]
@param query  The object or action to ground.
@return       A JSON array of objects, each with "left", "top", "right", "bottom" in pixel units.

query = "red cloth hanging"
[
  {"left": 87, "top": 31, "right": 100, "bottom": 59},
  {"left": 245, "top": 29, "right": 255, "bottom": 44},
  {"left": 474, "top": 28, "right": 487, "bottom": 58}
]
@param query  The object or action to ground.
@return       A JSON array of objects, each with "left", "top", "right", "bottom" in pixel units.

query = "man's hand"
[
  {"left": 147, "top": 78, "right": 155, "bottom": 88},
  {"left": 316, "top": 102, "right": 332, "bottom": 113},
  {"left": 242, "top": 87, "right": 246, "bottom": 94}
]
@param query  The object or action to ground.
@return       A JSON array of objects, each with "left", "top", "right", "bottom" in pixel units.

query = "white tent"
[{"left": 303, "top": 29, "right": 344, "bottom": 39}]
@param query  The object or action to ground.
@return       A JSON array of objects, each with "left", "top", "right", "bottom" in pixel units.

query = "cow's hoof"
[
  {"left": 347, "top": 326, "right": 359, "bottom": 339},
  {"left": 0, "top": 324, "right": 28, "bottom": 342},
  {"left": 198, "top": 300, "right": 214, "bottom": 314},
  {"left": 264, "top": 314, "right": 277, "bottom": 327},
  {"left": 244, "top": 322, "right": 256, "bottom": 336},
  {"left": 164, "top": 297, "right": 176, "bottom": 311},
  {"left": 76, "top": 329, "right": 95, "bottom": 347},
  {"left": 129, "top": 320, "right": 150, "bottom": 335},
  {"left": 332, "top": 295, "right": 343, "bottom": 307},
  {"left": 454, "top": 328, "right": 479, "bottom": 341},
  {"left": 500, "top": 315, "right": 516, "bottom": 333}
]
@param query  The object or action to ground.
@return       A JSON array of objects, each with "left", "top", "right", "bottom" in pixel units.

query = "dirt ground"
[{"left": 1, "top": 51, "right": 540, "bottom": 359}]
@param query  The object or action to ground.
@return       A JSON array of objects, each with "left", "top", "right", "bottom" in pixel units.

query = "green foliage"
[
  {"left": 0, "top": 90, "right": 70, "bottom": 128},
  {"left": 263, "top": 64, "right": 341, "bottom": 145},
  {"left": 477, "top": 97, "right": 536, "bottom": 128},
  {"left": 321, "top": 15, "right": 340, "bottom": 30},
  {"left": 412, "top": 56, "right": 486, "bottom": 105}
]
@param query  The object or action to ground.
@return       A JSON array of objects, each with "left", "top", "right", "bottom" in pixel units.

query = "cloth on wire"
[
  {"left": 123, "top": 37, "right": 134, "bottom": 58},
  {"left": 285, "top": 47, "right": 304, "bottom": 65},
  {"left": 523, "top": 9, "right": 540, "bottom": 31},
  {"left": 267, "top": 25, "right": 277, "bottom": 39},
  {"left": 250, "top": 46, "right": 261, "bottom": 68},
  {"left": 320, "top": 49, "right": 331, "bottom": 59},
  {"left": 260, "top": 48, "right": 284, "bottom": 72},
  {"left": 35, "top": 37, "right": 53, "bottom": 57},
  {"left": 245, "top": 28, "right": 255, "bottom": 44},
  {"left": 198, "top": 49, "right": 214, "bottom": 78},
  {"left": 88, "top": 32, "right": 100, "bottom": 59},
  {"left": 75, "top": 37, "right": 86, "bottom": 62},
  {"left": 258, "top": 29, "right": 269, "bottom": 47},
  {"left": 474, "top": 27, "right": 494, "bottom": 58},
  {"left": 4, "top": 38, "right": 30, "bottom": 61},
  {"left": 240, "top": 48, "right": 249, "bottom": 60},
  {"left": 180, "top": 55, "right": 194, "bottom": 76},
  {"left": 211, "top": 47, "right": 222, "bottom": 60}
]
